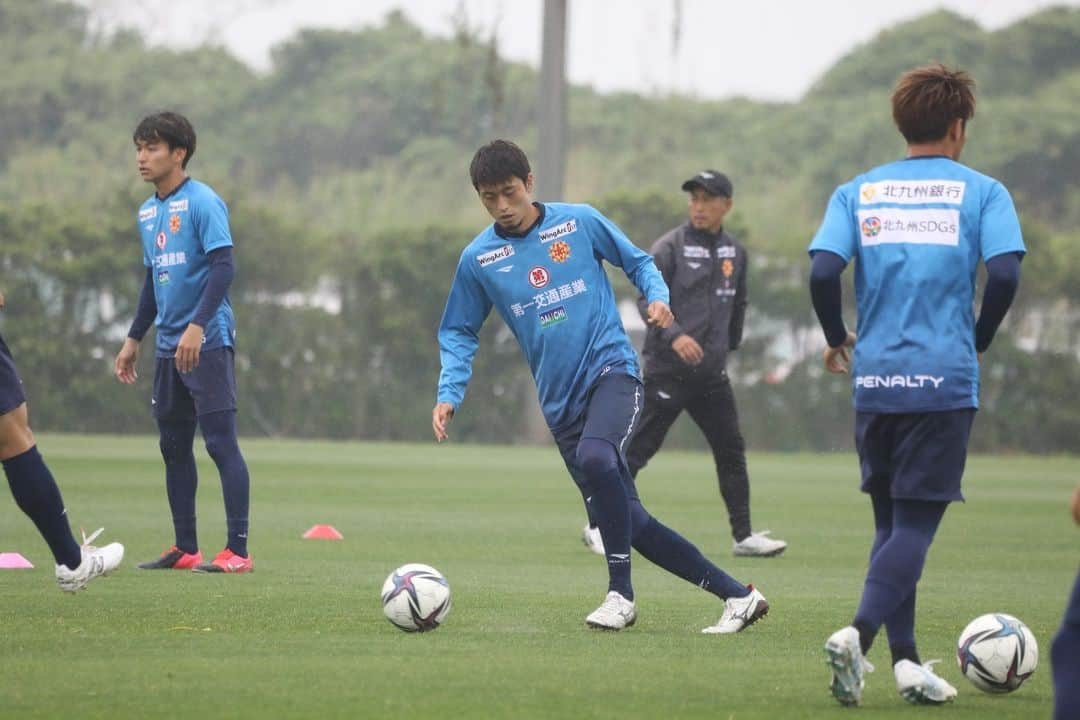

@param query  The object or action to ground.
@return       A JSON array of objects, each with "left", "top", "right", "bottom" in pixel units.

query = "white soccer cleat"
[
  {"left": 702, "top": 584, "right": 769, "bottom": 634},
  {"left": 585, "top": 591, "right": 636, "bottom": 630},
  {"left": 582, "top": 523, "right": 605, "bottom": 556},
  {"left": 825, "top": 625, "right": 874, "bottom": 706},
  {"left": 55, "top": 528, "right": 124, "bottom": 593},
  {"left": 894, "top": 659, "right": 957, "bottom": 705},
  {"left": 733, "top": 530, "right": 787, "bottom": 557}
]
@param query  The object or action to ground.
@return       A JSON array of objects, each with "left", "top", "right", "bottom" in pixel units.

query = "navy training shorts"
[
  {"left": 553, "top": 372, "right": 643, "bottom": 501},
  {"left": 152, "top": 346, "right": 238, "bottom": 421},
  {"left": 855, "top": 408, "right": 976, "bottom": 503},
  {"left": 0, "top": 332, "right": 27, "bottom": 415}
]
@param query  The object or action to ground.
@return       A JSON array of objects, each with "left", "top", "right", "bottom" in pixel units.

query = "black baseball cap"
[{"left": 681, "top": 170, "right": 733, "bottom": 198}]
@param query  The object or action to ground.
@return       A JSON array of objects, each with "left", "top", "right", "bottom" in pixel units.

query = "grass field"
[{"left": 0, "top": 434, "right": 1075, "bottom": 719}]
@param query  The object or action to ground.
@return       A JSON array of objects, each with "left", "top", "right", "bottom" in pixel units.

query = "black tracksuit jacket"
[{"left": 636, "top": 222, "right": 748, "bottom": 378}]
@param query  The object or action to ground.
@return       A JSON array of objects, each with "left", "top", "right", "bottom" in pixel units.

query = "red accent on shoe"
[
  {"left": 207, "top": 548, "right": 253, "bottom": 573},
  {"left": 168, "top": 546, "right": 203, "bottom": 569}
]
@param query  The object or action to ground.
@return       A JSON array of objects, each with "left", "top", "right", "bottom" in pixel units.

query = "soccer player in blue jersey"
[
  {"left": 433, "top": 140, "right": 768, "bottom": 632},
  {"left": 0, "top": 290, "right": 124, "bottom": 591},
  {"left": 808, "top": 65, "right": 1024, "bottom": 705},
  {"left": 1052, "top": 482, "right": 1080, "bottom": 720},
  {"left": 114, "top": 111, "right": 253, "bottom": 574}
]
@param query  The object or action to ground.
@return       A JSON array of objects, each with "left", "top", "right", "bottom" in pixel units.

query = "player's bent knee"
[
  {"left": 576, "top": 438, "right": 619, "bottom": 477},
  {"left": 0, "top": 404, "right": 35, "bottom": 460}
]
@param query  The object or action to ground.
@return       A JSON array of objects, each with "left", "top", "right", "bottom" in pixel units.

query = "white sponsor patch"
[
  {"left": 139, "top": 206, "right": 157, "bottom": 221},
  {"left": 683, "top": 246, "right": 709, "bottom": 259},
  {"left": 858, "top": 179, "right": 966, "bottom": 205},
  {"left": 168, "top": 199, "right": 189, "bottom": 213},
  {"left": 715, "top": 246, "right": 736, "bottom": 258},
  {"left": 857, "top": 208, "right": 960, "bottom": 247},
  {"left": 538, "top": 219, "right": 577, "bottom": 244},
  {"left": 477, "top": 244, "right": 515, "bottom": 267}
]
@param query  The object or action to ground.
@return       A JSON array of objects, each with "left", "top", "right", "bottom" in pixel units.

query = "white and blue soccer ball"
[
  {"left": 380, "top": 563, "right": 452, "bottom": 632},
  {"left": 956, "top": 613, "right": 1038, "bottom": 693}
]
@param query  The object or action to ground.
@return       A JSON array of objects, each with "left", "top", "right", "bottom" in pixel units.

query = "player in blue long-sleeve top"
[
  {"left": 433, "top": 140, "right": 768, "bottom": 632},
  {"left": 810, "top": 65, "right": 1024, "bottom": 706}
]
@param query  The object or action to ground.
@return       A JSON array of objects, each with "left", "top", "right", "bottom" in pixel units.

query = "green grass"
[{"left": 0, "top": 435, "right": 1074, "bottom": 719}]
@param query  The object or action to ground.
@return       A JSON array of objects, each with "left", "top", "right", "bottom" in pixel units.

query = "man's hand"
[
  {"left": 672, "top": 334, "right": 704, "bottom": 366},
  {"left": 1071, "top": 483, "right": 1080, "bottom": 526},
  {"left": 114, "top": 337, "right": 141, "bottom": 384},
  {"left": 0, "top": 290, "right": 5, "bottom": 309},
  {"left": 646, "top": 300, "right": 674, "bottom": 329},
  {"left": 432, "top": 402, "right": 455, "bottom": 442},
  {"left": 824, "top": 332, "right": 857, "bottom": 374},
  {"left": 174, "top": 323, "right": 204, "bottom": 374}
]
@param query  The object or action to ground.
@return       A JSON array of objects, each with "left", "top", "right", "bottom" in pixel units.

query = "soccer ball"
[
  {"left": 956, "top": 613, "right": 1038, "bottom": 693},
  {"left": 380, "top": 563, "right": 451, "bottom": 632}
]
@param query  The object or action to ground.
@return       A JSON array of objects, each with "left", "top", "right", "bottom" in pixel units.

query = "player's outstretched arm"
[{"left": 432, "top": 402, "right": 455, "bottom": 442}]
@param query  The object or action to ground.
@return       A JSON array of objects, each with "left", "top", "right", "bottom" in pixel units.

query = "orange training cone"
[{"left": 302, "top": 525, "right": 343, "bottom": 540}]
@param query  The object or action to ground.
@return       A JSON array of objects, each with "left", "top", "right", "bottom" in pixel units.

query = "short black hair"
[
  {"left": 133, "top": 111, "right": 197, "bottom": 169},
  {"left": 469, "top": 139, "right": 531, "bottom": 190}
]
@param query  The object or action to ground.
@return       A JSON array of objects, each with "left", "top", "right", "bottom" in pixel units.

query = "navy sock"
[
  {"left": 853, "top": 499, "right": 947, "bottom": 650},
  {"left": 891, "top": 643, "right": 921, "bottom": 666},
  {"left": 1053, "top": 570, "right": 1080, "bottom": 720},
  {"left": 3, "top": 446, "right": 81, "bottom": 570},
  {"left": 577, "top": 438, "right": 632, "bottom": 600},
  {"left": 632, "top": 511, "right": 749, "bottom": 599},
  {"left": 157, "top": 418, "right": 199, "bottom": 554},
  {"left": 200, "top": 410, "right": 250, "bottom": 558},
  {"left": 866, "top": 492, "right": 918, "bottom": 651}
]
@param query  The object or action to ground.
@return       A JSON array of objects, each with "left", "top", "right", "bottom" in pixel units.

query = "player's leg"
[
  {"left": 1053, "top": 570, "right": 1080, "bottom": 720},
  {"left": 184, "top": 348, "right": 251, "bottom": 573},
  {"left": 139, "top": 356, "right": 202, "bottom": 569},
  {"left": 624, "top": 374, "right": 685, "bottom": 479},
  {"left": 825, "top": 411, "right": 892, "bottom": 705},
  {"left": 580, "top": 375, "right": 766, "bottom": 632},
  {"left": 0, "top": 336, "right": 122, "bottom": 590},
  {"left": 576, "top": 375, "right": 682, "bottom": 556},
  {"left": 1, "top": 402, "right": 81, "bottom": 571},
  {"left": 866, "top": 489, "right": 921, "bottom": 668},
  {"left": 686, "top": 372, "right": 752, "bottom": 541},
  {"left": 197, "top": 410, "right": 250, "bottom": 564}
]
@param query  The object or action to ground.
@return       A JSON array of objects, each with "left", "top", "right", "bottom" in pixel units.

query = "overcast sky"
[{"left": 81, "top": 0, "right": 1078, "bottom": 101}]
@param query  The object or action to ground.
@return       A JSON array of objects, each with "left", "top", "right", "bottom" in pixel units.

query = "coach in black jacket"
[{"left": 610, "top": 171, "right": 787, "bottom": 557}]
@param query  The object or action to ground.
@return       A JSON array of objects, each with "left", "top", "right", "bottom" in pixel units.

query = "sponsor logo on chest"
[
  {"left": 168, "top": 198, "right": 189, "bottom": 213},
  {"left": 539, "top": 306, "right": 567, "bottom": 328},
  {"left": 477, "top": 244, "right": 515, "bottom": 267},
  {"left": 139, "top": 206, "right": 157, "bottom": 222},
  {"left": 538, "top": 219, "right": 577, "bottom": 244}
]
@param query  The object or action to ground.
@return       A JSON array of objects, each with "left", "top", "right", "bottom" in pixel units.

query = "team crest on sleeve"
[
  {"left": 169, "top": 214, "right": 181, "bottom": 234},
  {"left": 529, "top": 266, "right": 551, "bottom": 288},
  {"left": 156, "top": 231, "right": 167, "bottom": 250},
  {"left": 549, "top": 240, "right": 571, "bottom": 263}
]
